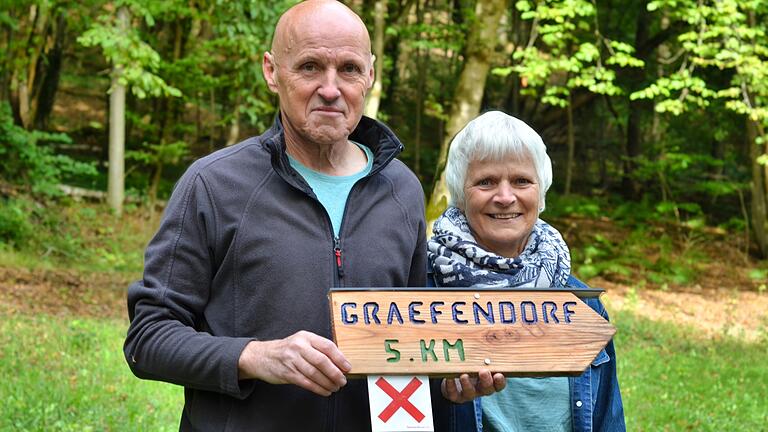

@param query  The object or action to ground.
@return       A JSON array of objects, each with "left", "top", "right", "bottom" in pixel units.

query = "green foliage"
[
  {"left": 0, "top": 103, "right": 97, "bottom": 196},
  {"left": 0, "top": 198, "right": 148, "bottom": 271},
  {"left": 551, "top": 195, "right": 712, "bottom": 284},
  {"left": 0, "top": 315, "right": 181, "bottom": 430},
  {"left": 0, "top": 198, "right": 34, "bottom": 247},
  {"left": 635, "top": 0, "right": 768, "bottom": 129},
  {"left": 616, "top": 312, "right": 768, "bottom": 429},
  {"left": 77, "top": 3, "right": 181, "bottom": 99},
  {"left": 495, "top": 0, "right": 643, "bottom": 107},
  {"left": 126, "top": 141, "right": 189, "bottom": 167}
]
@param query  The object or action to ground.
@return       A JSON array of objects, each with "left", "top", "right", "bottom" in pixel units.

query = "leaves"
[
  {"left": 78, "top": 10, "right": 180, "bottom": 99},
  {"left": 510, "top": 0, "right": 642, "bottom": 108}
]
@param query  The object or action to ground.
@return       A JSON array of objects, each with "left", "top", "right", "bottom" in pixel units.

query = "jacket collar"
[{"left": 263, "top": 114, "right": 404, "bottom": 192}]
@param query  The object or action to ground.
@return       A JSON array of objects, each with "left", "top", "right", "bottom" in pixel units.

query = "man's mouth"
[{"left": 314, "top": 106, "right": 343, "bottom": 113}]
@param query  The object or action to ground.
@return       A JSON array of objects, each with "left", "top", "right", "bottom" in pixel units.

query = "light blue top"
[
  {"left": 288, "top": 143, "right": 373, "bottom": 237},
  {"left": 482, "top": 377, "right": 572, "bottom": 432}
]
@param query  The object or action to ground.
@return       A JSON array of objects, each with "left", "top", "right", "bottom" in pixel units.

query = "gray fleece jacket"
[{"left": 125, "top": 115, "right": 428, "bottom": 431}]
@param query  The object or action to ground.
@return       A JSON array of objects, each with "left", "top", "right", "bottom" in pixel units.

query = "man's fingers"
[
  {"left": 299, "top": 343, "right": 347, "bottom": 390},
  {"left": 240, "top": 331, "right": 351, "bottom": 397},
  {"left": 308, "top": 332, "right": 352, "bottom": 373}
]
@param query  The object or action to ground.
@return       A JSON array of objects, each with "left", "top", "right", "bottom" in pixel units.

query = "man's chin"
[{"left": 304, "top": 124, "right": 352, "bottom": 146}]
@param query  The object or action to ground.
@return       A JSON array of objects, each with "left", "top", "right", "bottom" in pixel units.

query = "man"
[{"left": 125, "top": 1, "right": 501, "bottom": 430}]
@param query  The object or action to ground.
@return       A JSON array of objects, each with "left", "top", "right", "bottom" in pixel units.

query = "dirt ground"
[
  {"left": 0, "top": 266, "right": 130, "bottom": 320},
  {"left": 1, "top": 265, "right": 766, "bottom": 343},
  {"left": 594, "top": 278, "right": 767, "bottom": 342}
]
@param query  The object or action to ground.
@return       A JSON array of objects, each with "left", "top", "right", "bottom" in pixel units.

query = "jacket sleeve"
[
  {"left": 591, "top": 303, "right": 627, "bottom": 431},
  {"left": 124, "top": 167, "right": 255, "bottom": 399},
  {"left": 406, "top": 182, "right": 428, "bottom": 287}
]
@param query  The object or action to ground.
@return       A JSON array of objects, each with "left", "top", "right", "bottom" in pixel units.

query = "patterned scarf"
[{"left": 427, "top": 206, "right": 571, "bottom": 288}]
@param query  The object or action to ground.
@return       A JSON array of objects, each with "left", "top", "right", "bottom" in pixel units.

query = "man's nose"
[
  {"left": 317, "top": 69, "right": 341, "bottom": 101},
  {"left": 493, "top": 182, "right": 517, "bottom": 206}
]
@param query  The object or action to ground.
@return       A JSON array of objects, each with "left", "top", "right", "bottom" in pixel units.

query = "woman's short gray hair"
[{"left": 445, "top": 110, "right": 553, "bottom": 213}]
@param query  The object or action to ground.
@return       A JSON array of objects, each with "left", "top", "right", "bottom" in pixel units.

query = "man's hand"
[
  {"left": 238, "top": 330, "right": 351, "bottom": 397},
  {"left": 441, "top": 370, "right": 506, "bottom": 403}
]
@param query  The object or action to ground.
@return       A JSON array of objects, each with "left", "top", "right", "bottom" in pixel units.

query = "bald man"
[{"left": 124, "top": 1, "right": 496, "bottom": 430}]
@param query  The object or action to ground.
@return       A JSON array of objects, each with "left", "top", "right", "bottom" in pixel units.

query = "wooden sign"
[{"left": 329, "top": 288, "right": 615, "bottom": 376}]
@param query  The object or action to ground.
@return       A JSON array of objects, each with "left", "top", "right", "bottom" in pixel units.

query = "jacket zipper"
[
  {"left": 334, "top": 236, "right": 344, "bottom": 279},
  {"left": 273, "top": 137, "right": 399, "bottom": 432}
]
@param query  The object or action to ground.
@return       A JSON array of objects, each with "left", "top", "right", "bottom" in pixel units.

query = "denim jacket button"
[{"left": 575, "top": 400, "right": 583, "bottom": 408}]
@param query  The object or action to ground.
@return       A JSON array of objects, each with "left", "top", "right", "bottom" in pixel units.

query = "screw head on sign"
[
  {"left": 474, "top": 293, "right": 480, "bottom": 299},
  {"left": 484, "top": 358, "right": 491, "bottom": 365}
]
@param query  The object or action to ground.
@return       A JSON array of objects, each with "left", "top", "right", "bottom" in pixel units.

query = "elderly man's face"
[
  {"left": 462, "top": 154, "right": 540, "bottom": 258},
  {"left": 263, "top": 10, "right": 373, "bottom": 147}
]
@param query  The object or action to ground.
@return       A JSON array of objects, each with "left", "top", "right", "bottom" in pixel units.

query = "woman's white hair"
[{"left": 445, "top": 110, "right": 553, "bottom": 213}]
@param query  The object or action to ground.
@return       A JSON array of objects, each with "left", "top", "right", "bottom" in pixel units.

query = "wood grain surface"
[{"left": 329, "top": 290, "right": 615, "bottom": 376}]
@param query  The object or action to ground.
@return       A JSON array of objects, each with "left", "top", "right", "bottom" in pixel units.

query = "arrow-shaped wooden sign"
[{"left": 329, "top": 288, "right": 615, "bottom": 376}]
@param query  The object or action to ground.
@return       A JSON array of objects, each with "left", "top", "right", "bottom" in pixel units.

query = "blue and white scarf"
[{"left": 427, "top": 206, "right": 571, "bottom": 288}]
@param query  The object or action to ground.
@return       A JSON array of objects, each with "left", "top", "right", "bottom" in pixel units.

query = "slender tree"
[
  {"left": 427, "top": 0, "right": 509, "bottom": 224},
  {"left": 364, "top": 0, "right": 387, "bottom": 119}
]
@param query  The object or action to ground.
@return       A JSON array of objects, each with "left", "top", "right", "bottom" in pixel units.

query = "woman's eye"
[
  {"left": 478, "top": 179, "right": 492, "bottom": 186},
  {"left": 515, "top": 177, "right": 532, "bottom": 185}
]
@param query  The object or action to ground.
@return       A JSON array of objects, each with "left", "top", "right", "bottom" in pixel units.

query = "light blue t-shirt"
[
  {"left": 288, "top": 143, "right": 373, "bottom": 237},
  {"left": 482, "top": 377, "right": 572, "bottom": 432}
]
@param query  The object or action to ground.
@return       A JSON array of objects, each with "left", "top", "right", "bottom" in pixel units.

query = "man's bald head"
[{"left": 271, "top": 0, "right": 371, "bottom": 59}]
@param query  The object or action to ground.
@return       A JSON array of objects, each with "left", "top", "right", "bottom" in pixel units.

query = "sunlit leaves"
[
  {"left": 78, "top": 11, "right": 180, "bottom": 99},
  {"left": 508, "top": 0, "right": 642, "bottom": 109},
  {"left": 633, "top": 0, "right": 768, "bottom": 129}
]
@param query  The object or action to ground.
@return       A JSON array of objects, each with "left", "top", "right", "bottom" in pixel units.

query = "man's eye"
[
  {"left": 515, "top": 178, "right": 532, "bottom": 185},
  {"left": 342, "top": 63, "right": 362, "bottom": 73},
  {"left": 478, "top": 179, "right": 492, "bottom": 186},
  {"left": 300, "top": 63, "right": 318, "bottom": 72}
]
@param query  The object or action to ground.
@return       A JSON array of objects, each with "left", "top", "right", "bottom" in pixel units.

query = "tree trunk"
[
  {"left": 622, "top": 4, "right": 651, "bottom": 199},
  {"left": 364, "top": 0, "right": 386, "bottom": 119},
  {"left": 225, "top": 92, "right": 241, "bottom": 147},
  {"left": 747, "top": 118, "right": 768, "bottom": 258},
  {"left": 107, "top": 7, "right": 129, "bottom": 216},
  {"left": 427, "top": 0, "right": 509, "bottom": 224},
  {"left": 9, "top": 2, "right": 53, "bottom": 129},
  {"left": 564, "top": 92, "right": 575, "bottom": 195},
  {"left": 34, "top": 11, "right": 66, "bottom": 130},
  {"left": 413, "top": 0, "right": 427, "bottom": 179}
]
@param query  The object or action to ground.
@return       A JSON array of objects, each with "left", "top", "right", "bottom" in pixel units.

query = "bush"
[
  {"left": 0, "top": 198, "right": 35, "bottom": 247},
  {"left": 0, "top": 103, "right": 97, "bottom": 196}
]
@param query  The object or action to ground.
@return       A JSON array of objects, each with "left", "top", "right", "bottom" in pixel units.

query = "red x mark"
[{"left": 375, "top": 377, "right": 425, "bottom": 423}]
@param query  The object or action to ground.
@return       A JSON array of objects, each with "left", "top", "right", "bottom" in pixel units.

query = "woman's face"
[{"left": 462, "top": 154, "right": 540, "bottom": 258}]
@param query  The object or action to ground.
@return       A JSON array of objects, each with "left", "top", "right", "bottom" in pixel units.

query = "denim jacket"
[{"left": 430, "top": 275, "right": 626, "bottom": 432}]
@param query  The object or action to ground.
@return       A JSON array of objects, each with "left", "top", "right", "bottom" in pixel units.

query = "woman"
[{"left": 428, "top": 111, "right": 625, "bottom": 432}]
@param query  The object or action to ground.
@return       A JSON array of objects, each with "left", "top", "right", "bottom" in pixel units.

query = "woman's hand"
[{"left": 440, "top": 369, "right": 506, "bottom": 403}]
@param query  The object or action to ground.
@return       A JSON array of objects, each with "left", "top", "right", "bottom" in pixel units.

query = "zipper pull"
[{"left": 334, "top": 237, "right": 344, "bottom": 279}]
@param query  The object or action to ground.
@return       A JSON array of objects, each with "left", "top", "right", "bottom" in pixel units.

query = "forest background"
[{"left": 0, "top": 0, "right": 766, "bottom": 430}]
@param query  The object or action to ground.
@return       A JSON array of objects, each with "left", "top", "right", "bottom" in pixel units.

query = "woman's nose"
[{"left": 493, "top": 182, "right": 517, "bottom": 206}]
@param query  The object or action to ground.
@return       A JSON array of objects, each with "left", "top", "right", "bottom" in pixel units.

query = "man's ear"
[
  {"left": 262, "top": 52, "right": 279, "bottom": 93},
  {"left": 367, "top": 54, "right": 376, "bottom": 90}
]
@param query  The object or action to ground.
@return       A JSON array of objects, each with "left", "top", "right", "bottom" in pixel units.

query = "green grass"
[
  {"left": 0, "top": 314, "right": 182, "bottom": 431},
  {"left": 1, "top": 308, "right": 766, "bottom": 430},
  {"left": 614, "top": 311, "right": 768, "bottom": 431}
]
